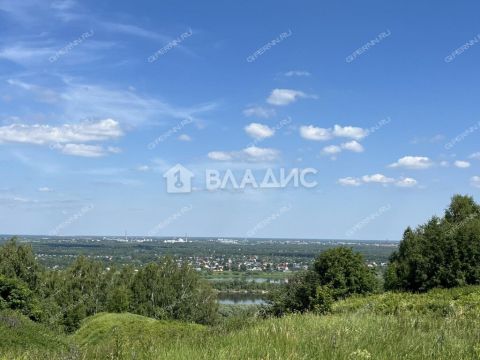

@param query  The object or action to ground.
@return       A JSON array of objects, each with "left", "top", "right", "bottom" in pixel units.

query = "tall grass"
[
  {"left": 3, "top": 286, "right": 480, "bottom": 359},
  {"left": 79, "top": 312, "right": 480, "bottom": 359}
]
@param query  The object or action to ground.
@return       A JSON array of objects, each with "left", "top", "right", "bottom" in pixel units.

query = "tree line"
[
  {"left": 0, "top": 241, "right": 217, "bottom": 332},
  {"left": 1, "top": 194, "right": 480, "bottom": 327}
]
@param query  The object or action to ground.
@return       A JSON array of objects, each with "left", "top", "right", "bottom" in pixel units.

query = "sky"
[{"left": 0, "top": 0, "right": 479, "bottom": 240}]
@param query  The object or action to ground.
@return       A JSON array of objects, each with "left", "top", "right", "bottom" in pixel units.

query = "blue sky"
[{"left": 0, "top": 0, "right": 479, "bottom": 239}]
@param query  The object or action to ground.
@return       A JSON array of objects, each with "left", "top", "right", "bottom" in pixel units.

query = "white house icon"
[{"left": 163, "top": 164, "right": 194, "bottom": 193}]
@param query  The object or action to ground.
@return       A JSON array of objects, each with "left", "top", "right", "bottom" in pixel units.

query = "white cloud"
[
  {"left": 59, "top": 80, "right": 215, "bottom": 127},
  {"left": 243, "top": 106, "right": 275, "bottom": 118},
  {"left": 321, "top": 141, "right": 364, "bottom": 157},
  {"left": 284, "top": 70, "right": 311, "bottom": 77},
  {"left": 267, "top": 89, "right": 309, "bottom": 106},
  {"left": 0, "top": 119, "right": 122, "bottom": 145},
  {"left": 395, "top": 177, "right": 418, "bottom": 188},
  {"left": 38, "top": 187, "right": 53, "bottom": 192},
  {"left": 339, "top": 174, "right": 418, "bottom": 188},
  {"left": 454, "top": 160, "right": 470, "bottom": 168},
  {"left": 333, "top": 125, "right": 368, "bottom": 140},
  {"left": 7, "top": 79, "right": 59, "bottom": 103},
  {"left": 107, "top": 146, "right": 121, "bottom": 154},
  {"left": 178, "top": 134, "right": 192, "bottom": 141},
  {"left": 338, "top": 177, "right": 362, "bottom": 186},
  {"left": 299, "top": 124, "right": 368, "bottom": 143},
  {"left": 208, "top": 146, "right": 279, "bottom": 162},
  {"left": 245, "top": 123, "right": 275, "bottom": 140},
  {"left": 389, "top": 156, "right": 433, "bottom": 169},
  {"left": 7, "top": 77, "right": 216, "bottom": 128},
  {"left": 362, "top": 174, "right": 395, "bottom": 184},
  {"left": 299, "top": 125, "right": 332, "bottom": 141},
  {"left": 471, "top": 176, "right": 480, "bottom": 188},
  {"left": 322, "top": 145, "right": 342, "bottom": 154},
  {"left": 0, "top": 43, "right": 58, "bottom": 66},
  {"left": 243, "top": 146, "right": 278, "bottom": 161},
  {"left": 56, "top": 143, "right": 119, "bottom": 157},
  {"left": 208, "top": 151, "right": 233, "bottom": 161},
  {"left": 469, "top": 152, "right": 480, "bottom": 160},
  {"left": 341, "top": 140, "right": 364, "bottom": 153}
]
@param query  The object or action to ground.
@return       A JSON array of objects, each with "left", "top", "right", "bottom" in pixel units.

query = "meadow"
[{"left": 2, "top": 286, "right": 480, "bottom": 360}]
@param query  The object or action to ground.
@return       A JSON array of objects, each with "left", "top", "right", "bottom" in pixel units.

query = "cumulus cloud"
[
  {"left": 300, "top": 125, "right": 368, "bottom": 143},
  {"left": 0, "top": 119, "right": 123, "bottom": 145},
  {"left": 338, "top": 177, "right": 362, "bottom": 186},
  {"left": 338, "top": 174, "right": 418, "bottom": 188},
  {"left": 322, "top": 145, "right": 342, "bottom": 155},
  {"left": 395, "top": 177, "right": 418, "bottom": 188},
  {"left": 341, "top": 140, "right": 364, "bottom": 153},
  {"left": 267, "top": 89, "right": 309, "bottom": 106},
  {"left": 299, "top": 125, "right": 332, "bottom": 141},
  {"left": 454, "top": 160, "right": 470, "bottom": 168},
  {"left": 245, "top": 123, "right": 275, "bottom": 140},
  {"left": 362, "top": 174, "right": 395, "bottom": 184},
  {"left": 321, "top": 141, "right": 364, "bottom": 158},
  {"left": 243, "top": 146, "right": 279, "bottom": 161},
  {"left": 208, "top": 146, "right": 279, "bottom": 162},
  {"left": 469, "top": 152, "right": 480, "bottom": 160},
  {"left": 389, "top": 156, "right": 433, "bottom": 169},
  {"left": 243, "top": 106, "right": 275, "bottom": 118},
  {"left": 333, "top": 125, "right": 368, "bottom": 140},
  {"left": 208, "top": 151, "right": 233, "bottom": 161}
]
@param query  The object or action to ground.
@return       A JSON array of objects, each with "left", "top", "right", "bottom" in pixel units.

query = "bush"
[
  {"left": 268, "top": 247, "right": 378, "bottom": 315},
  {"left": 0, "top": 276, "right": 42, "bottom": 320}
]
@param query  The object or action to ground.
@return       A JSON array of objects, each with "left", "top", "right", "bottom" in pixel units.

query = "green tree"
[
  {"left": 313, "top": 247, "right": 378, "bottom": 299},
  {"left": 0, "top": 275, "right": 42, "bottom": 320},
  {"left": 131, "top": 257, "right": 218, "bottom": 324},
  {"left": 269, "top": 247, "right": 377, "bottom": 315},
  {"left": 385, "top": 194, "right": 480, "bottom": 292},
  {"left": 0, "top": 238, "right": 42, "bottom": 290}
]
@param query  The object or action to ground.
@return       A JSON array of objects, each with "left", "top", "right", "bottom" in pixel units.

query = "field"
[{"left": 2, "top": 286, "right": 480, "bottom": 359}]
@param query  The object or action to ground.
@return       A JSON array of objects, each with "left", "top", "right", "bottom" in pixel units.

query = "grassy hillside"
[
  {"left": 73, "top": 313, "right": 206, "bottom": 358},
  {"left": 0, "top": 310, "right": 74, "bottom": 360},
  {"left": 333, "top": 285, "right": 480, "bottom": 317},
  {"left": 3, "top": 286, "right": 480, "bottom": 359},
  {"left": 74, "top": 312, "right": 480, "bottom": 359}
]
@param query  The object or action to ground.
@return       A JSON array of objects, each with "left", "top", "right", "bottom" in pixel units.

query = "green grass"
[
  {"left": 0, "top": 310, "right": 75, "bottom": 360},
  {"left": 4, "top": 286, "right": 480, "bottom": 359},
  {"left": 333, "top": 285, "right": 480, "bottom": 317}
]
